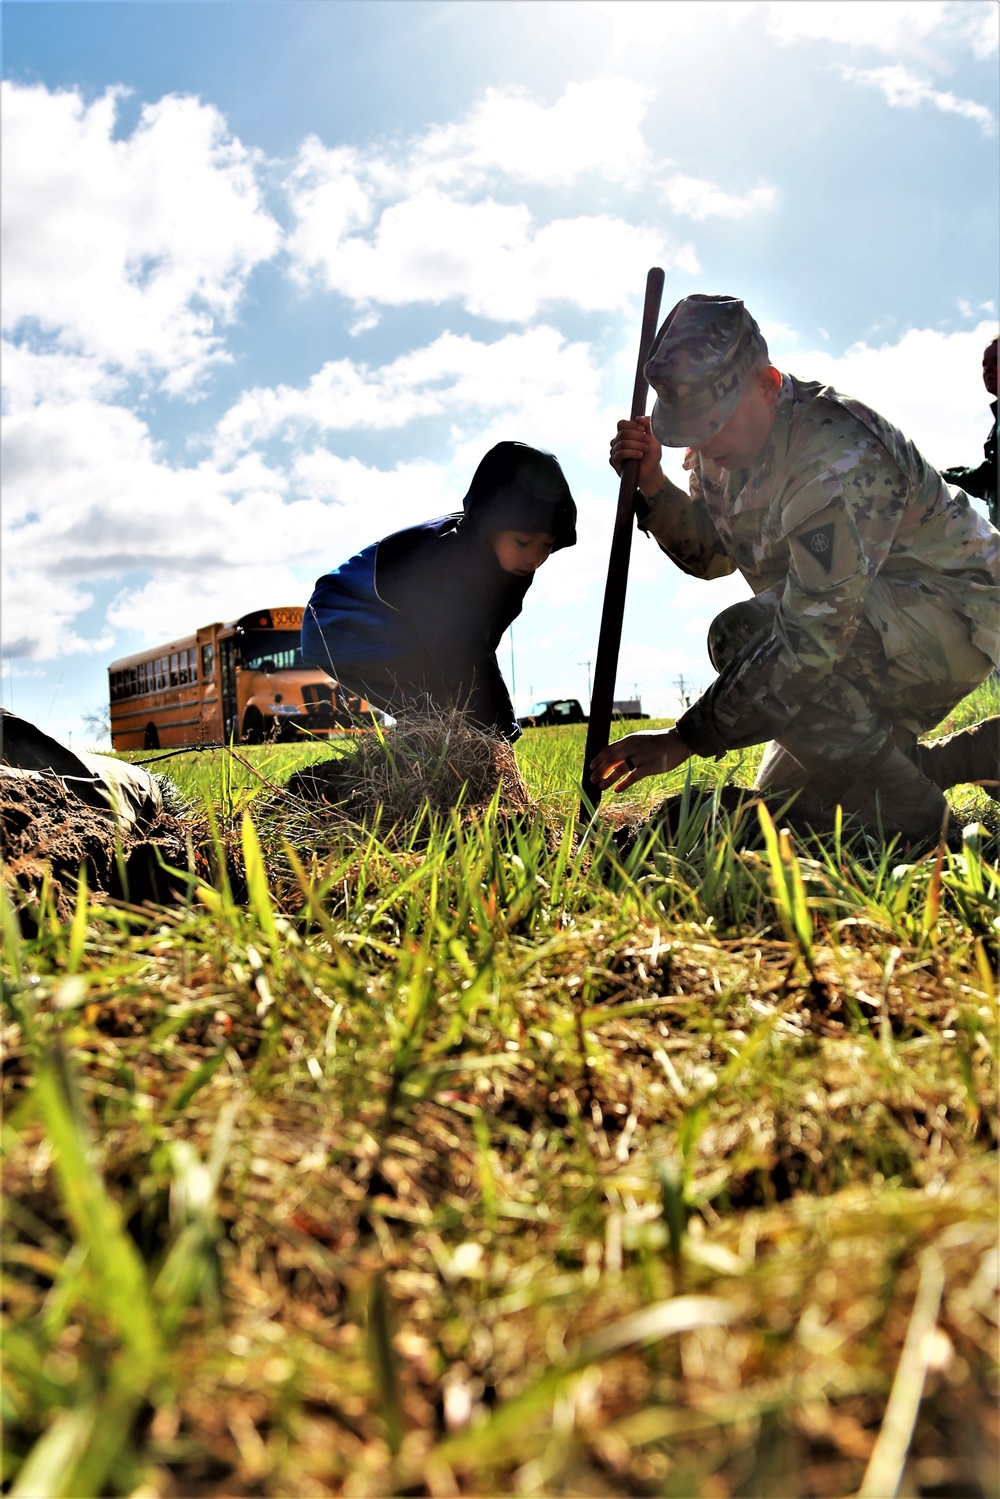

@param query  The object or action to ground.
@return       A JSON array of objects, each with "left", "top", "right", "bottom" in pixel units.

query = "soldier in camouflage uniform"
[{"left": 590, "top": 294, "right": 1000, "bottom": 837}]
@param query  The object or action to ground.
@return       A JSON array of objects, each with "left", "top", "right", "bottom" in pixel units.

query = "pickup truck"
[
  {"left": 519, "top": 697, "right": 650, "bottom": 728},
  {"left": 520, "top": 698, "right": 587, "bottom": 728}
]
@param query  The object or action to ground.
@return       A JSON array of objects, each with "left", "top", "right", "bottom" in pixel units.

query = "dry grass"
[
  {"left": 2, "top": 694, "right": 998, "bottom": 1498},
  {"left": 3, "top": 892, "right": 996, "bottom": 1497},
  {"left": 283, "top": 709, "right": 530, "bottom": 827}
]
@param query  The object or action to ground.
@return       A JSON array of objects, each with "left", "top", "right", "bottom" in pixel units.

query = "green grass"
[{"left": 2, "top": 686, "right": 998, "bottom": 1497}]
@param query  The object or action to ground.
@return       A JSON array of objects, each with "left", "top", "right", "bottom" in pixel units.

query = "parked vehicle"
[
  {"left": 519, "top": 698, "right": 587, "bottom": 728},
  {"left": 108, "top": 606, "right": 382, "bottom": 750},
  {"left": 519, "top": 696, "right": 650, "bottom": 729}
]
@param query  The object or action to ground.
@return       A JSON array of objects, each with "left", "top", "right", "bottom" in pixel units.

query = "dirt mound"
[
  {"left": 1, "top": 771, "right": 200, "bottom": 921},
  {"left": 286, "top": 709, "right": 530, "bottom": 823}
]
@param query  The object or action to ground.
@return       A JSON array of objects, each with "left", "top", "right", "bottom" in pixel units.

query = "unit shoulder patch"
[
  {"left": 788, "top": 505, "right": 862, "bottom": 591},
  {"left": 794, "top": 522, "right": 836, "bottom": 574}
]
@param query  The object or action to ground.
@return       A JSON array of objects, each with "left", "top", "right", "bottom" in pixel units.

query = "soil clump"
[{"left": 1, "top": 772, "right": 200, "bottom": 921}]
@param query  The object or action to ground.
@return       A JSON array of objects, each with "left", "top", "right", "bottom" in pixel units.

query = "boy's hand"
[
  {"left": 589, "top": 728, "right": 691, "bottom": 793},
  {"left": 609, "top": 416, "right": 665, "bottom": 499}
]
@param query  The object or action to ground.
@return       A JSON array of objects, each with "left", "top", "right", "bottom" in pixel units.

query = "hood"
[{"left": 461, "top": 441, "right": 577, "bottom": 550}]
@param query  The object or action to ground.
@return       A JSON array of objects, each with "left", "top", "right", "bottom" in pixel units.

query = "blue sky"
[{"left": 2, "top": 0, "right": 998, "bottom": 744}]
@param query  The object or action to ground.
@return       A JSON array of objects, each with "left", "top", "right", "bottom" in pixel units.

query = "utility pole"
[
  {"left": 578, "top": 660, "right": 592, "bottom": 705},
  {"left": 674, "top": 674, "right": 691, "bottom": 711}
]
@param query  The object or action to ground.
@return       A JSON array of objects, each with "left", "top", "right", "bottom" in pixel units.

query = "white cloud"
[
  {"left": 1, "top": 82, "right": 281, "bottom": 392},
  {"left": 9, "top": 315, "right": 990, "bottom": 673},
  {"left": 590, "top": 0, "right": 998, "bottom": 61},
  {"left": 762, "top": 1, "right": 996, "bottom": 55},
  {"left": 212, "top": 327, "right": 606, "bottom": 461},
  {"left": 105, "top": 567, "right": 312, "bottom": 646},
  {"left": 283, "top": 80, "right": 707, "bottom": 319},
  {"left": 1, "top": 337, "right": 124, "bottom": 414},
  {"left": 768, "top": 319, "right": 998, "bottom": 473},
  {"left": 409, "top": 79, "right": 655, "bottom": 190},
  {"left": 840, "top": 63, "right": 996, "bottom": 134},
  {"left": 0, "top": 568, "right": 112, "bottom": 662},
  {"left": 757, "top": 319, "right": 801, "bottom": 352},
  {"left": 2, "top": 382, "right": 303, "bottom": 658},
  {"left": 664, "top": 175, "right": 779, "bottom": 221},
  {"left": 591, "top": 2, "right": 751, "bottom": 54},
  {"left": 2, "top": 321, "right": 616, "bottom": 661},
  {"left": 287, "top": 173, "right": 689, "bottom": 320},
  {"left": 284, "top": 138, "right": 373, "bottom": 259}
]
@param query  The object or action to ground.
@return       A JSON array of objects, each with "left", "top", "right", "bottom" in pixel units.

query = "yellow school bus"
[{"left": 108, "top": 606, "right": 378, "bottom": 750}]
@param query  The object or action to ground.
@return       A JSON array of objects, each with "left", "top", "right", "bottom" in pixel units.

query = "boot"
[
  {"left": 830, "top": 747, "right": 949, "bottom": 839},
  {"left": 911, "top": 717, "right": 1000, "bottom": 801},
  {"left": 759, "top": 742, "right": 948, "bottom": 840}
]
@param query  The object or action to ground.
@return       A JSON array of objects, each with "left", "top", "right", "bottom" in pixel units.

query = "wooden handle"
[{"left": 580, "top": 267, "right": 665, "bottom": 817}]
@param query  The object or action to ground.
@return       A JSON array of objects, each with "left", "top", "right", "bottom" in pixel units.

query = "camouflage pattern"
[
  {"left": 638, "top": 375, "right": 1000, "bottom": 764},
  {"left": 645, "top": 295, "right": 768, "bottom": 447},
  {"left": 697, "top": 591, "right": 992, "bottom": 770}
]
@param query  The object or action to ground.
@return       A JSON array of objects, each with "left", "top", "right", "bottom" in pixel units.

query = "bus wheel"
[
  {"left": 144, "top": 723, "right": 160, "bottom": 750},
  {"left": 242, "top": 709, "right": 264, "bottom": 744}
]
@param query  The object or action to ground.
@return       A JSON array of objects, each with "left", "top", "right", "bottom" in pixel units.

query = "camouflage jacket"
[{"left": 640, "top": 375, "right": 1000, "bottom": 757}]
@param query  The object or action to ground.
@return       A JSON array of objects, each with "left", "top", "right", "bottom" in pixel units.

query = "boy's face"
[{"left": 491, "top": 530, "right": 555, "bottom": 576}]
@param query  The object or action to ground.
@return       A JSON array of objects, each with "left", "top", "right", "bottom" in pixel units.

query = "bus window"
[
  {"left": 170, "top": 652, "right": 179, "bottom": 687},
  {"left": 240, "top": 630, "right": 305, "bottom": 671},
  {"left": 158, "top": 657, "right": 168, "bottom": 690},
  {"left": 178, "top": 653, "right": 187, "bottom": 685},
  {"left": 138, "top": 662, "right": 147, "bottom": 694},
  {"left": 188, "top": 647, "right": 198, "bottom": 683},
  {"left": 201, "top": 643, "right": 214, "bottom": 682},
  {"left": 128, "top": 667, "right": 137, "bottom": 696}
]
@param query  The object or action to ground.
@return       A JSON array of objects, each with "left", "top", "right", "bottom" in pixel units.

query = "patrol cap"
[{"left": 644, "top": 294, "right": 769, "bottom": 447}]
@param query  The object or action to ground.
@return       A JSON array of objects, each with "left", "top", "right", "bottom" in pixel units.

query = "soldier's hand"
[
  {"left": 590, "top": 728, "right": 691, "bottom": 794},
  {"left": 609, "top": 417, "right": 665, "bottom": 498}
]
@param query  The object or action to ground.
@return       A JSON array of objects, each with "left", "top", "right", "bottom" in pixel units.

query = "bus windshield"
[{"left": 238, "top": 630, "right": 305, "bottom": 672}]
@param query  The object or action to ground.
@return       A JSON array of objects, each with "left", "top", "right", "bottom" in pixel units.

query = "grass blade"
[{"left": 241, "top": 809, "right": 278, "bottom": 943}]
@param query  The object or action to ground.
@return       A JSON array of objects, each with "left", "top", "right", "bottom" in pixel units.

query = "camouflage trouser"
[{"left": 707, "top": 592, "right": 994, "bottom": 826}]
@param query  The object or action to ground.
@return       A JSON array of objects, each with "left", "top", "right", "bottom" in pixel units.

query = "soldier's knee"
[{"left": 707, "top": 597, "right": 776, "bottom": 672}]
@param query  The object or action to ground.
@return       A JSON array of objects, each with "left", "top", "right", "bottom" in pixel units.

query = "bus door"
[
  {"left": 196, "top": 625, "right": 223, "bottom": 742},
  {"left": 219, "top": 635, "right": 239, "bottom": 739}
]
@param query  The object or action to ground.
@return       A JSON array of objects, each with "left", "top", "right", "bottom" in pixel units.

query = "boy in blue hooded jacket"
[{"left": 301, "top": 442, "right": 577, "bottom": 740}]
